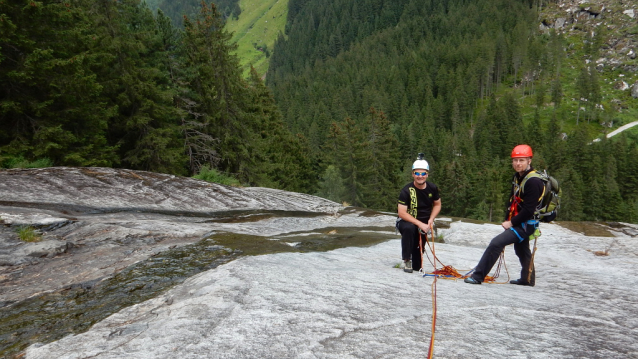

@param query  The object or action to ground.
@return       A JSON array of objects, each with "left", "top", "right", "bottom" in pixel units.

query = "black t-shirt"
[{"left": 398, "top": 182, "right": 440, "bottom": 222}]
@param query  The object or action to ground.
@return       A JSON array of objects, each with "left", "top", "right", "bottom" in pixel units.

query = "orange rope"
[
  {"left": 486, "top": 251, "right": 510, "bottom": 284},
  {"left": 421, "top": 239, "right": 510, "bottom": 284},
  {"left": 418, "top": 231, "right": 514, "bottom": 358},
  {"left": 420, "top": 231, "right": 436, "bottom": 359}
]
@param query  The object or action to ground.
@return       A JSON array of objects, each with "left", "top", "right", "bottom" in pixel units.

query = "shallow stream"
[{"left": 0, "top": 224, "right": 396, "bottom": 358}]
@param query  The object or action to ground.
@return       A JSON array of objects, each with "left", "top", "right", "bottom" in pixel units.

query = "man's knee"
[{"left": 398, "top": 221, "right": 418, "bottom": 236}]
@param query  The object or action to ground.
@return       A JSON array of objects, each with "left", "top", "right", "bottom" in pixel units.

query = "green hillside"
[
  {"left": 525, "top": 1, "right": 638, "bottom": 140},
  {"left": 151, "top": 0, "right": 241, "bottom": 28},
  {"left": 225, "top": 0, "right": 289, "bottom": 77}
]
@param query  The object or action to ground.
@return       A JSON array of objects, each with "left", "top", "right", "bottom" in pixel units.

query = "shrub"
[
  {"left": 2, "top": 156, "right": 53, "bottom": 169},
  {"left": 16, "top": 226, "right": 42, "bottom": 242},
  {"left": 192, "top": 165, "right": 241, "bottom": 186}
]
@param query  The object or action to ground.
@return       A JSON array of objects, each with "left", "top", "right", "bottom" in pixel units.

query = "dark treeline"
[
  {"left": 0, "top": 0, "right": 314, "bottom": 192},
  {"left": 152, "top": 0, "right": 241, "bottom": 26},
  {"left": 2, "top": 0, "right": 637, "bottom": 223},
  {"left": 268, "top": 0, "right": 638, "bottom": 222}
]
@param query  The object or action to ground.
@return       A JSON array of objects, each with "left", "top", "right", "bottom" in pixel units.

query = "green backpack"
[{"left": 520, "top": 170, "right": 561, "bottom": 222}]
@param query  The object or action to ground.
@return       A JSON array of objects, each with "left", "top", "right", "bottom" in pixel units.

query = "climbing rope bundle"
[
  {"left": 415, "top": 226, "right": 538, "bottom": 358},
  {"left": 419, "top": 232, "right": 510, "bottom": 284}
]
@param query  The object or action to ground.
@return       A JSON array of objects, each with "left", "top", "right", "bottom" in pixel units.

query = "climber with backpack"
[{"left": 465, "top": 144, "right": 558, "bottom": 287}]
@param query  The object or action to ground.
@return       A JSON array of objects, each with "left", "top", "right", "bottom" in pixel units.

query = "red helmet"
[{"left": 511, "top": 144, "right": 533, "bottom": 158}]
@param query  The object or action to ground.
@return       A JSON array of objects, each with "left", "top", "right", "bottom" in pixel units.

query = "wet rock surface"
[
  {"left": 0, "top": 167, "right": 346, "bottom": 303},
  {"left": 0, "top": 167, "right": 340, "bottom": 215},
  {"left": 4, "top": 167, "right": 636, "bottom": 358},
  {"left": 22, "top": 221, "right": 638, "bottom": 359},
  {"left": 0, "top": 167, "right": 400, "bottom": 357}
]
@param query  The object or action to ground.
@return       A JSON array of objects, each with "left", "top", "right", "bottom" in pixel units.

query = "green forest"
[
  {"left": 1, "top": 0, "right": 637, "bottom": 223},
  {"left": 267, "top": 0, "right": 638, "bottom": 222},
  {"left": 0, "top": 0, "right": 314, "bottom": 192}
]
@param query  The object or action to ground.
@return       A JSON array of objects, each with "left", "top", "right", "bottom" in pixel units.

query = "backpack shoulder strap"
[
  {"left": 520, "top": 170, "right": 547, "bottom": 204},
  {"left": 519, "top": 170, "right": 543, "bottom": 193}
]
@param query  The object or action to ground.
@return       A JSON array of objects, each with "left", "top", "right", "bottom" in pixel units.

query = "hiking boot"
[
  {"left": 509, "top": 279, "right": 534, "bottom": 287},
  {"left": 464, "top": 277, "right": 481, "bottom": 284},
  {"left": 402, "top": 260, "right": 413, "bottom": 273}
]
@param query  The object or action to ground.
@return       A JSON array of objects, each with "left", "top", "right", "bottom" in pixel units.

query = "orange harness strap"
[{"left": 507, "top": 195, "right": 521, "bottom": 220}]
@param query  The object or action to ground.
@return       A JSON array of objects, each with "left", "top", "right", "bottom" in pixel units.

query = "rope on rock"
[
  {"left": 419, "top": 230, "right": 436, "bottom": 359},
  {"left": 420, "top": 236, "right": 510, "bottom": 284},
  {"left": 417, "top": 229, "right": 514, "bottom": 358}
]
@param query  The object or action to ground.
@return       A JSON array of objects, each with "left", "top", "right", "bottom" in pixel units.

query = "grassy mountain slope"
[
  {"left": 225, "top": 0, "right": 288, "bottom": 77},
  {"left": 526, "top": 0, "right": 638, "bottom": 139}
]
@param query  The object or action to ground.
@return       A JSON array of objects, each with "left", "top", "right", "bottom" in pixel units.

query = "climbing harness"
[{"left": 509, "top": 219, "right": 540, "bottom": 242}]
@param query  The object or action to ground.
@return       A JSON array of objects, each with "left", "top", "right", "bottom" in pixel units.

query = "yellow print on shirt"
[{"left": 409, "top": 187, "right": 417, "bottom": 218}]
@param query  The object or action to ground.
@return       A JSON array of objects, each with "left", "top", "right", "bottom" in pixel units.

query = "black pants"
[
  {"left": 470, "top": 227, "right": 536, "bottom": 285},
  {"left": 397, "top": 220, "right": 425, "bottom": 271}
]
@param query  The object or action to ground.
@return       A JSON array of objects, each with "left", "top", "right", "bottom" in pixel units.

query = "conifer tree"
[
  {"left": 550, "top": 76, "right": 563, "bottom": 109},
  {"left": 439, "top": 155, "right": 469, "bottom": 218},
  {"left": 526, "top": 111, "right": 544, "bottom": 151},
  {"left": 97, "top": 0, "right": 186, "bottom": 174},
  {"left": 326, "top": 118, "right": 370, "bottom": 207},
  {"left": 544, "top": 112, "right": 563, "bottom": 170},
  {"left": 364, "top": 108, "right": 400, "bottom": 211},
  {"left": 554, "top": 167, "right": 584, "bottom": 221},
  {"left": 245, "top": 66, "right": 316, "bottom": 192},
  {"left": 180, "top": 1, "right": 255, "bottom": 181},
  {"left": 316, "top": 164, "right": 345, "bottom": 203},
  {"left": 501, "top": 93, "right": 525, "bottom": 150},
  {"left": 0, "top": 0, "right": 117, "bottom": 166},
  {"left": 576, "top": 66, "right": 589, "bottom": 125}
]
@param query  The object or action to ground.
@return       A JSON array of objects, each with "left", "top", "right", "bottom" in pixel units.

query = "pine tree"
[
  {"left": 554, "top": 167, "right": 584, "bottom": 221},
  {"left": 245, "top": 66, "right": 316, "bottom": 192},
  {"left": 544, "top": 112, "right": 564, "bottom": 170},
  {"left": 364, "top": 108, "right": 400, "bottom": 211},
  {"left": 316, "top": 164, "right": 345, "bottom": 203},
  {"left": 576, "top": 67, "right": 591, "bottom": 125},
  {"left": 180, "top": 1, "right": 255, "bottom": 181},
  {"left": 326, "top": 118, "right": 370, "bottom": 207},
  {"left": 91, "top": 0, "right": 186, "bottom": 174},
  {"left": 0, "top": 0, "right": 118, "bottom": 166},
  {"left": 526, "top": 111, "right": 544, "bottom": 151},
  {"left": 501, "top": 93, "right": 525, "bottom": 150},
  {"left": 550, "top": 76, "right": 563, "bottom": 109}
]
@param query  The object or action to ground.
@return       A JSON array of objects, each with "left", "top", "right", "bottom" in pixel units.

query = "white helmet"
[{"left": 412, "top": 153, "right": 429, "bottom": 171}]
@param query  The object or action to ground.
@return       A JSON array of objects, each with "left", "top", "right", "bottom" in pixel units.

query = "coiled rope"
[{"left": 420, "top": 233, "right": 510, "bottom": 283}]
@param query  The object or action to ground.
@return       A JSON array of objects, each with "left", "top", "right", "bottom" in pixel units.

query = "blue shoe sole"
[{"left": 464, "top": 277, "right": 481, "bottom": 284}]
